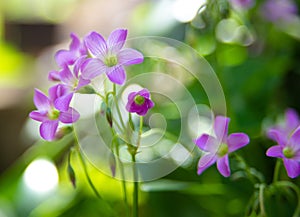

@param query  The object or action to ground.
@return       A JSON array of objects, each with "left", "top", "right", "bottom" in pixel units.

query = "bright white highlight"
[
  {"left": 172, "top": 0, "right": 207, "bottom": 23},
  {"left": 23, "top": 158, "right": 59, "bottom": 193}
]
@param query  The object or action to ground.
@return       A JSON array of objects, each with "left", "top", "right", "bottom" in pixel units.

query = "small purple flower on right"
[
  {"left": 261, "top": 0, "right": 298, "bottom": 23},
  {"left": 266, "top": 127, "right": 300, "bottom": 178},
  {"left": 266, "top": 108, "right": 300, "bottom": 178},
  {"left": 126, "top": 89, "right": 154, "bottom": 116}
]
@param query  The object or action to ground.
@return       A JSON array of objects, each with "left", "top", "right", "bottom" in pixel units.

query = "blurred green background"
[{"left": 0, "top": 0, "right": 300, "bottom": 216}]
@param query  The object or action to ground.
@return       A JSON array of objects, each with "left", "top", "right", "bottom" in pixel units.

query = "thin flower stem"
[
  {"left": 234, "top": 154, "right": 264, "bottom": 184},
  {"left": 132, "top": 154, "right": 139, "bottom": 217},
  {"left": 259, "top": 184, "right": 267, "bottom": 217},
  {"left": 272, "top": 159, "right": 281, "bottom": 183},
  {"left": 74, "top": 134, "right": 103, "bottom": 199},
  {"left": 274, "top": 181, "right": 300, "bottom": 217},
  {"left": 111, "top": 129, "right": 130, "bottom": 217},
  {"left": 131, "top": 116, "right": 143, "bottom": 217},
  {"left": 137, "top": 116, "right": 143, "bottom": 149},
  {"left": 113, "top": 84, "right": 126, "bottom": 130}
]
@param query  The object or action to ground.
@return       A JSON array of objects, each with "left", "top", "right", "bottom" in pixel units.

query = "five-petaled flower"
[
  {"left": 29, "top": 84, "right": 80, "bottom": 141},
  {"left": 81, "top": 29, "right": 144, "bottom": 85},
  {"left": 126, "top": 89, "right": 154, "bottom": 116},
  {"left": 194, "top": 116, "right": 250, "bottom": 177},
  {"left": 266, "top": 127, "right": 300, "bottom": 178}
]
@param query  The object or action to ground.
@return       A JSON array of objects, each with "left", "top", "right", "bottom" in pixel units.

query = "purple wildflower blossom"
[
  {"left": 81, "top": 29, "right": 144, "bottom": 85},
  {"left": 266, "top": 127, "right": 300, "bottom": 178},
  {"left": 267, "top": 108, "right": 300, "bottom": 142},
  {"left": 125, "top": 89, "right": 154, "bottom": 116},
  {"left": 230, "top": 0, "right": 254, "bottom": 10},
  {"left": 52, "top": 33, "right": 87, "bottom": 72},
  {"left": 48, "top": 56, "right": 91, "bottom": 111},
  {"left": 194, "top": 116, "right": 250, "bottom": 177},
  {"left": 261, "top": 0, "right": 298, "bottom": 23},
  {"left": 29, "top": 84, "right": 80, "bottom": 141}
]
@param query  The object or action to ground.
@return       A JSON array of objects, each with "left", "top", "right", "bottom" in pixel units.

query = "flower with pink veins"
[
  {"left": 29, "top": 84, "right": 80, "bottom": 141},
  {"left": 82, "top": 29, "right": 144, "bottom": 85},
  {"left": 194, "top": 116, "right": 250, "bottom": 177}
]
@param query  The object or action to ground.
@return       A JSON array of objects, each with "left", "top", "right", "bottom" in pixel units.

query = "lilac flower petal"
[
  {"left": 214, "top": 116, "right": 229, "bottom": 141},
  {"left": 107, "top": 29, "right": 127, "bottom": 53},
  {"left": 48, "top": 84, "right": 70, "bottom": 102},
  {"left": 106, "top": 65, "right": 126, "bottom": 85},
  {"left": 29, "top": 111, "right": 48, "bottom": 122},
  {"left": 286, "top": 108, "right": 300, "bottom": 132},
  {"left": 81, "top": 58, "right": 106, "bottom": 80},
  {"left": 227, "top": 133, "right": 250, "bottom": 152},
  {"left": 267, "top": 129, "right": 287, "bottom": 146},
  {"left": 69, "top": 33, "right": 81, "bottom": 51},
  {"left": 194, "top": 134, "right": 218, "bottom": 152},
  {"left": 283, "top": 158, "right": 300, "bottom": 178},
  {"left": 127, "top": 92, "right": 136, "bottom": 102},
  {"left": 217, "top": 155, "right": 230, "bottom": 177},
  {"left": 40, "top": 120, "right": 59, "bottom": 141},
  {"left": 54, "top": 92, "right": 73, "bottom": 112},
  {"left": 197, "top": 153, "right": 217, "bottom": 175},
  {"left": 48, "top": 70, "right": 61, "bottom": 81},
  {"left": 137, "top": 107, "right": 148, "bottom": 116},
  {"left": 76, "top": 76, "right": 91, "bottom": 91},
  {"left": 138, "top": 88, "right": 150, "bottom": 98},
  {"left": 84, "top": 32, "right": 107, "bottom": 59},
  {"left": 147, "top": 99, "right": 155, "bottom": 109},
  {"left": 73, "top": 55, "right": 87, "bottom": 78},
  {"left": 266, "top": 145, "right": 283, "bottom": 158},
  {"left": 60, "top": 67, "right": 75, "bottom": 85},
  {"left": 118, "top": 48, "right": 144, "bottom": 66},
  {"left": 59, "top": 108, "right": 80, "bottom": 123},
  {"left": 33, "top": 89, "right": 51, "bottom": 111},
  {"left": 55, "top": 50, "right": 76, "bottom": 67},
  {"left": 289, "top": 127, "right": 300, "bottom": 149}
]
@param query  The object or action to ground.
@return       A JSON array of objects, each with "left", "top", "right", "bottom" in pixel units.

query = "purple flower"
[
  {"left": 261, "top": 0, "right": 298, "bottom": 23},
  {"left": 194, "top": 116, "right": 250, "bottom": 177},
  {"left": 267, "top": 108, "right": 300, "bottom": 142},
  {"left": 125, "top": 89, "right": 154, "bottom": 116},
  {"left": 51, "top": 33, "right": 87, "bottom": 72},
  {"left": 29, "top": 84, "right": 80, "bottom": 141},
  {"left": 81, "top": 29, "right": 144, "bottom": 85},
  {"left": 266, "top": 127, "right": 300, "bottom": 178},
  {"left": 48, "top": 57, "right": 91, "bottom": 111},
  {"left": 229, "top": 0, "right": 254, "bottom": 9}
]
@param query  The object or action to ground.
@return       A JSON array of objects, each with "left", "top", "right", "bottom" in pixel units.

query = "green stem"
[
  {"left": 259, "top": 184, "right": 267, "bottom": 217},
  {"left": 113, "top": 84, "right": 126, "bottom": 130},
  {"left": 132, "top": 154, "right": 139, "bottom": 217},
  {"left": 274, "top": 181, "right": 300, "bottom": 217},
  {"left": 273, "top": 159, "right": 281, "bottom": 183},
  {"left": 112, "top": 131, "right": 130, "bottom": 217},
  {"left": 234, "top": 153, "right": 264, "bottom": 184},
  {"left": 74, "top": 134, "right": 102, "bottom": 199},
  {"left": 137, "top": 116, "right": 143, "bottom": 149}
]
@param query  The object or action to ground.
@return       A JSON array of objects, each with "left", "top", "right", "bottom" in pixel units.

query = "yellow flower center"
[
  {"left": 104, "top": 55, "right": 118, "bottom": 67},
  {"left": 134, "top": 95, "right": 145, "bottom": 105},
  {"left": 48, "top": 109, "right": 60, "bottom": 120},
  {"left": 217, "top": 143, "right": 229, "bottom": 157},
  {"left": 283, "top": 147, "right": 294, "bottom": 159}
]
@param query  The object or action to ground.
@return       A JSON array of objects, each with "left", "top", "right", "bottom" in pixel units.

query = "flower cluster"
[
  {"left": 30, "top": 29, "right": 145, "bottom": 141},
  {"left": 266, "top": 109, "right": 300, "bottom": 178}
]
